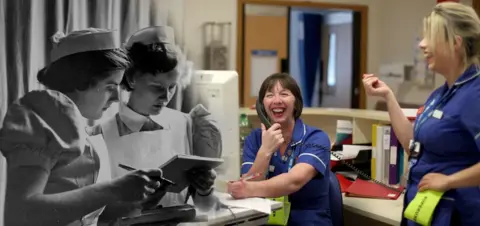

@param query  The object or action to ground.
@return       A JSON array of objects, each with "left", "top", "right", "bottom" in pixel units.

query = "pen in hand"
[
  {"left": 118, "top": 163, "right": 176, "bottom": 186},
  {"left": 229, "top": 172, "right": 262, "bottom": 183}
]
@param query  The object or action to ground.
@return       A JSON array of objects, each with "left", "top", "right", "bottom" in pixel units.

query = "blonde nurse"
[
  {"left": 0, "top": 28, "right": 165, "bottom": 226},
  {"left": 96, "top": 26, "right": 221, "bottom": 222}
]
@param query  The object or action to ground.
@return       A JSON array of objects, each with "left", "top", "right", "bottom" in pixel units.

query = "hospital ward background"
[{"left": 0, "top": 0, "right": 479, "bottom": 225}]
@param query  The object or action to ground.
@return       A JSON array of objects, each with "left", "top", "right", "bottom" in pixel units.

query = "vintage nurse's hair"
[
  {"left": 121, "top": 26, "right": 178, "bottom": 91},
  {"left": 37, "top": 28, "right": 130, "bottom": 93},
  {"left": 424, "top": 2, "right": 480, "bottom": 65}
]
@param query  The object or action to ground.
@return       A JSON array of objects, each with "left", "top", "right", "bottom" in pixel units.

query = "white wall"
[
  {"left": 371, "top": 0, "right": 472, "bottom": 108},
  {"left": 183, "top": 0, "right": 238, "bottom": 71},
  {"left": 178, "top": 0, "right": 473, "bottom": 109}
]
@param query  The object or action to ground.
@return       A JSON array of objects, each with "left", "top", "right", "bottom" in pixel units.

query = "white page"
[
  {"left": 330, "top": 145, "right": 372, "bottom": 161},
  {"left": 217, "top": 193, "right": 272, "bottom": 214}
]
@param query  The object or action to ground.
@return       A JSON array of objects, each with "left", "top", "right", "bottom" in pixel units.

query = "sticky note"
[{"left": 404, "top": 190, "right": 444, "bottom": 226}]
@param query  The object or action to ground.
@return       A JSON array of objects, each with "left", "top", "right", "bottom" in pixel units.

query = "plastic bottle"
[{"left": 239, "top": 113, "right": 252, "bottom": 162}]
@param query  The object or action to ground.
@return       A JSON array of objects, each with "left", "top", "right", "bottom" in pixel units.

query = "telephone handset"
[
  {"left": 254, "top": 99, "right": 403, "bottom": 193},
  {"left": 255, "top": 99, "right": 272, "bottom": 129}
]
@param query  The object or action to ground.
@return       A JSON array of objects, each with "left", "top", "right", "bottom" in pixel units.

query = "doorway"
[{"left": 236, "top": 0, "right": 368, "bottom": 109}]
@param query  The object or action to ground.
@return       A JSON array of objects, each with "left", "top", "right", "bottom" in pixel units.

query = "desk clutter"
[
  {"left": 108, "top": 193, "right": 283, "bottom": 226},
  {"left": 331, "top": 120, "right": 406, "bottom": 200},
  {"left": 111, "top": 204, "right": 198, "bottom": 226}
]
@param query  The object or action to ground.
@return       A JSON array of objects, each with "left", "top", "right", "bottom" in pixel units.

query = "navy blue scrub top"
[
  {"left": 402, "top": 65, "right": 480, "bottom": 226},
  {"left": 241, "top": 119, "right": 332, "bottom": 226}
]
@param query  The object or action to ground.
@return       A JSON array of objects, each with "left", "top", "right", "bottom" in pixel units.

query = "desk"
[
  {"left": 180, "top": 192, "right": 283, "bottom": 226},
  {"left": 342, "top": 194, "right": 403, "bottom": 226}
]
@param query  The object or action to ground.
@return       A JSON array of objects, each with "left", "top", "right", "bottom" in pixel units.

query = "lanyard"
[
  {"left": 266, "top": 145, "right": 298, "bottom": 179},
  {"left": 413, "top": 86, "right": 458, "bottom": 141},
  {"left": 286, "top": 146, "right": 298, "bottom": 171},
  {"left": 266, "top": 123, "right": 306, "bottom": 179},
  {"left": 414, "top": 68, "right": 480, "bottom": 140}
]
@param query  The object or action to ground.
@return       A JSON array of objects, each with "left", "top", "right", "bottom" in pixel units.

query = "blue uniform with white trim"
[
  {"left": 402, "top": 65, "right": 480, "bottom": 226},
  {"left": 241, "top": 119, "right": 332, "bottom": 226}
]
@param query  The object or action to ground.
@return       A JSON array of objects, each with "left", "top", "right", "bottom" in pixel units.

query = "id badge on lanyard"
[
  {"left": 267, "top": 146, "right": 297, "bottom": 226},
  {"left": 409, "top": 86, "right": 458, "bottom": 171},
  {"left": 267, "top": 146, "right": 297, "bottom": 179}
]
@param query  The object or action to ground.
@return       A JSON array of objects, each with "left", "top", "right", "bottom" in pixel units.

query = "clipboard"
[{"left": 160, "top": 154, "right": 224, "bottom": 193}]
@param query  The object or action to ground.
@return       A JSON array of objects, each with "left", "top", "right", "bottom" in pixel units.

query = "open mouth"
[
  {"left": 271, "top": 108, "right": 285, "bottom": 118},
  {"left": 423, "top": 52, "right": 432, "bottom": 59}
]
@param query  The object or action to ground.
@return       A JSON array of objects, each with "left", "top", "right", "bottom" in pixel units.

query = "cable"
[
  {"left": 300, "top": 143, "right": 405, "bottom": 194},
  {"left": 221, "top": 203, "right": 238, "bottom": 226},
  {"left": 214, "top": 196, "right": 238, "bottom": 226}
]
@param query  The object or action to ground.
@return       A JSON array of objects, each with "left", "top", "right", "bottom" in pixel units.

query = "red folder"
[
  {"left": 345, "top": 179, "right": 404, "bottom": 200},
  {"left": 336, "top": 174, "right": 354, "bottom": 193}
]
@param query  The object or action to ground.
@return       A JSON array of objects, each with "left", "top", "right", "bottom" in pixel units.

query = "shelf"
[{"left": 240, "top": 108, "right": 390, "bottom": 122}]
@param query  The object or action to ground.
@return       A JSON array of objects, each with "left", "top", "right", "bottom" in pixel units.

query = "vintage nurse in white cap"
[
  {"left": 0, "top": 28, "right": 165, "bottom": 226},
  {"left": 96, "top": 26, "right": 222, "bottom": 221}
]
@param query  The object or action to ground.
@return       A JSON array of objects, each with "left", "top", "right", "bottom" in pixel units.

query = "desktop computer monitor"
[{"left": 190, "top": 70, "right": 240, "bottom": 183}]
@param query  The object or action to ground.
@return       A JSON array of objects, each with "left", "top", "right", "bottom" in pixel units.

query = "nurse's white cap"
[
  {"left": 125, "top": 26, "right": 176, "bottom": 50},
  {"left": 50, "top": 28, "right": 120, "bottom": 63}
]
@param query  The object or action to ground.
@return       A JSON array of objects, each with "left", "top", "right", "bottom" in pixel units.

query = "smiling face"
[
  {"left": 418, "top": 32, "right": 459, "bottom": 75},
  {"left": 418, "top": 7, "right": 471, "bottom": 76},
  {"left": 75, "top": 70, "right": 123, "bottom": 120},
  {"left": 127, "top": 70, "right": 179, "bottom": 115},
  {"left": 262, "top": 81, "right": 296, "bottom": 124}
]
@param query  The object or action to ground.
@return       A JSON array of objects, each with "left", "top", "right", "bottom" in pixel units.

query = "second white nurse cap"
[{"left": 125, "top": 26, "right": 176, "bottom": 51}]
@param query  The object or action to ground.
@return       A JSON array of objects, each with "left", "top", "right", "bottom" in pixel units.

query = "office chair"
[
  {"left": 329, "top": 171, "right": 344, "bottom": 226},
  {"left": 0, "top": 151, "right": 6, "bottom": 226}
]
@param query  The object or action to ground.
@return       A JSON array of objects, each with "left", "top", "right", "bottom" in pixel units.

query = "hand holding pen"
[
  {"left": 118, "top": 164, "right": 175, "bottom": 186},
  {"left": 236, "top": 172, "right": 262, "bottom": 182},
  {"left": 108, "top": 166, "right": 164, "bottom": 204},
  {"left": 113, "top": 164, "right": 175, "bottom": 209},
  {"left": 226, "top": 173, "right": 262, "bottom": 199}
]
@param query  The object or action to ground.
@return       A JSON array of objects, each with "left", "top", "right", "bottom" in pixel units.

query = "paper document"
[
  {"left": 217, "top": 193, "right": 272, "bottom": 214},
  {"left": 331, "top": 145, "right": 372, "bottom": 161}
]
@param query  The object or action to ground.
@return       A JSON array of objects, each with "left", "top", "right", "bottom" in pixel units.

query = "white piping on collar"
[
  {"left": 454, "top": 70, "right": 480, "bottom": 86},
  {"left": 291, "top": 123, "right": 306, "bottom": 147}
]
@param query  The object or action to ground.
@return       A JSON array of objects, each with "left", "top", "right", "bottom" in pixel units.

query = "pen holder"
[
  {"left": 404, "top": 190, "right": 444, "bottom": 226},
  {"left": 267, "top": 196, "right": 291, "bottom": 226}
]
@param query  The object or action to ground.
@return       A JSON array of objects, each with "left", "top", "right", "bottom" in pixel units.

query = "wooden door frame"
[{"left": 236, "top": 0, "right": 369, "bottom": 109}]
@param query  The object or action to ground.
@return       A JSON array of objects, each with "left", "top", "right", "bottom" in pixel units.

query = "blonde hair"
[{"left": 423, "top": 2, "right": 480, "bottom": 66}]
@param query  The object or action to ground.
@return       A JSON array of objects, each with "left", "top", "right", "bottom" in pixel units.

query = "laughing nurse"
[
  {"left": 227, "top": 73, "right": 332, "bottom": 226},
  {"left": 363, "top": 2, "right": 480, "bottom": 225}
]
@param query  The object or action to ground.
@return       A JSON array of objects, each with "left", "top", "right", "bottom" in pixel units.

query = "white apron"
[
  {"left": 101, "top": 116, "right": 190, "bottom": 207},
  {"left": 67, "top": 134, "right": 112, "bottom": 226}
]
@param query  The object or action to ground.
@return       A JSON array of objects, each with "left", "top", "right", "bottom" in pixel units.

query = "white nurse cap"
[
  {"left": 125, "top": 26, "right": 176, "bottom": 51},
  {"left": 50, "top": 28, "right": 120, "bottom": 62}
]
